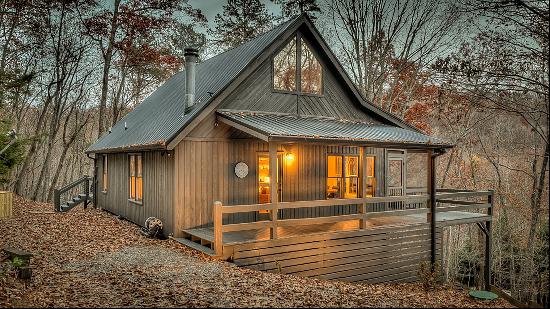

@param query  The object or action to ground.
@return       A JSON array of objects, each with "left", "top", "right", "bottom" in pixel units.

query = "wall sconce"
[{"left": 285, "top": 152, "right": 295, "bottom": 163}]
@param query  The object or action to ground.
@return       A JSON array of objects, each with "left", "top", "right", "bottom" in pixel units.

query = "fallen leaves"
[{"left": 0, "top": 195, "right": 514, "bottom": 308}]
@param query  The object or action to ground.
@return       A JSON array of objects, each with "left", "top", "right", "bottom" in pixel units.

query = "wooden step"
[
  {"left": 78, "top": 194, "right": 89, "bottom": 200},
  {"left": 173, "top": 237, "right": 215, "bottom": 256}
]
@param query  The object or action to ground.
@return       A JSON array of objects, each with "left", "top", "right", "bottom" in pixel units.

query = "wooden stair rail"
[{"left": 54, "top": 176, "right": 91, "bottom": 212}]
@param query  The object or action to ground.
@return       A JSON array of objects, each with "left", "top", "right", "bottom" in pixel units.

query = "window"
[
  {"left": 365, "top": 156, "right": 376, "bottom": 197},
  {"left": 300, "top": 38, "right": 322, "bottom": 94},
  {"left": 406, "top": 152, "right": 428, "bottom": 189},
  {"left": 273, "top": 37, "right": 297, "bottom": 92},
  {"left": 327, "top": 155, "right": 359, "bottom": 199},
  {"left": 273, "top": 35, "right": 323, "bottom": 94},
  {"left": 102, "top": 155, "right": 108, "bottom": 192},
  {"left": 129, "top": 154, "right": 143, "bottom": 203}
]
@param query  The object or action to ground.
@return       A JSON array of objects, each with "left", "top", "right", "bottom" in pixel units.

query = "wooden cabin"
[{"left": 86, "top": 14, "right": 493, "bottom": 285}]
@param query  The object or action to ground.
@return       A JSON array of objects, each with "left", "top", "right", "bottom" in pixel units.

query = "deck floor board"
[{"left": 181, "top": 211, "right": 487, "bottom": 246}]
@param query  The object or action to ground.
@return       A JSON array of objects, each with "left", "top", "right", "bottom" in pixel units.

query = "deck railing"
[
  {"left": 212, "top": 194, "right": 430, "bottom": 257},
  {"left": 436, "top": 189, "right": 493, "bottom": 214}
]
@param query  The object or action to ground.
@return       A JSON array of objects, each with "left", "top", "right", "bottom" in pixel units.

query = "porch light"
[{"left": 285, "top": 152, "right": 295, "bottom": 163}]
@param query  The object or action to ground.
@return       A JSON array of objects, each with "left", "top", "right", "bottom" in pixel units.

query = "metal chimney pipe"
[{"left": 184, "top": 47, "right": 199, "bottom": 113}]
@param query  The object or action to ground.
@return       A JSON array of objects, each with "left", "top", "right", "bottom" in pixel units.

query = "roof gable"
[{"left": 87, "top": 14, "right": 423, "bottom": 153}]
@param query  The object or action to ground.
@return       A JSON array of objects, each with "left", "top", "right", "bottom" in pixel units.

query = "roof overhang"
[{"left": 216, "top": 110, "right": 454, "bottom": 149}]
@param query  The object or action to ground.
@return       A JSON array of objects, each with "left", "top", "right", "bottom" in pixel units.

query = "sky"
[{"left": 189, "top": 0, "right": 281, "bottom": 29}]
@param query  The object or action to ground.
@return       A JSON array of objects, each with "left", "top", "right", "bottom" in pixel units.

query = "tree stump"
[{"left": 0, "top": 191, "right": 13, "bottom": 218}]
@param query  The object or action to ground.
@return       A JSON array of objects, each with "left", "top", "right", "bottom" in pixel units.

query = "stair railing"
[{"left": 54, "top": 176, "right": 90, "bottom": 212}]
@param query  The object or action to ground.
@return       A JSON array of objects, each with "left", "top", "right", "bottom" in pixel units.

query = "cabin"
[{"left": 85, "top": 14, "right": 494, "bottom": 285}]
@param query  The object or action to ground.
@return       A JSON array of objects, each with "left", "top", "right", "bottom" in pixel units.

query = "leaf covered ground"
[{"left": 0, "top": 196, "right": 513, "bottom": 308}]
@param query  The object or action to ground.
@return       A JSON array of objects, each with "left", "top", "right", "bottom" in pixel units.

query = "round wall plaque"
[{"left": 234, "top": 162, "right": 249, "bottom": 178}]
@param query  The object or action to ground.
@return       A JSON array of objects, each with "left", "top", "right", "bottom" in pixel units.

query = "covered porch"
[{"left": 175, "top": 110, "right": 493, "bottom": 286}]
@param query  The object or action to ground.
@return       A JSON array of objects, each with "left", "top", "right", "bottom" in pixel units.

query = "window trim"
[
  {"left": 271, "top": 33, "right": 324, "bottom": 97},
  {"left": 365, "top": 155, "right": 376, "bottom": 197},
  {"left": 128, "top": 153, "right": 143, "bottom": 205},
  {"left": 102, "top": 155, "right": 108, "bottom": 194},
  {"left": 326, "top": 153, "right": 360, "bottom": 199}
]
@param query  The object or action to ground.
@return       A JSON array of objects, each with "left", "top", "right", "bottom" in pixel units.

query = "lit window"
[
  {"left": 365, "top": 156, "right": 376, "bottom": 197},
  {"left": 327, "top": 155, "right": 359, "bottom": 199},
  {"left": 300, "top": 39, "right": 322, "bottom": 94},
  {"left": 102, "top": 155, "right": 108, "bottom": 192},
  {"left": 273, "top": 37, "right": 297, "bottom": 92},
  {"left": 129, "top": 154, "right": 143, "bottom": 203}
]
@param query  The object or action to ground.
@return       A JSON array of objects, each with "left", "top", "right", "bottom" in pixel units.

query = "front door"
[{"left": 258, "top": 153, "right": 283, "bottom": 208}]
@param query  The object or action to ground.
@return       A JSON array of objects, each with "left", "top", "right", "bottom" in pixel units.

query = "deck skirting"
[{"left": 224, "top": 223, "right": 442, "bottom": 283}]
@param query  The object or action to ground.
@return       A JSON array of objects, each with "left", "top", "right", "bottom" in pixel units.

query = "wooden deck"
[
  {"left": 173, "top": 189, "right": 493, "bottom": 284},
  {"left": 176, "top": 210, "right": 490, "bottom": 251}
]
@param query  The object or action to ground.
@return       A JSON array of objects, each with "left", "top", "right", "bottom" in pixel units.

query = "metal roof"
[
  {"left": 86, "top": 17, "right": 298, "bottom": 153},
  {"left": 86, "top": 13, "right": 446, "bottom": 153},
  {"left": 217, "top": 110, "right": 453, "bottom": 148}
]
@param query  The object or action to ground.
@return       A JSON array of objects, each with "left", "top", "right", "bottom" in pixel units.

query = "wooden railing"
[
  {"left": 435, "top": 189, "right": 494, "bottom": 214},
  {"left": 212, "top": 194, "right": 430, "bottom": 257},
  {"left": 54, "top": 176, "right": 91, "bottom": 212}
]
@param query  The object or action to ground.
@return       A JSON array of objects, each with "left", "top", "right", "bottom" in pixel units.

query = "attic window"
[
  {"left": 300, "top": 39, "right": 322, "bottom": 94},
  {"left": 273, "top": 37, "right": 297, "bottom": 92},
  {"left": 273, "top": 35, "right": 323, "bottom": 95}
]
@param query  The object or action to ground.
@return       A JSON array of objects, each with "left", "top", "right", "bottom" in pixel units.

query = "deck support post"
[
  {"left": 359, "top": 147, "right": 367, "bottom": 229},
  {"left": 428, "top": 149, "right": 437, "bottom": 266},
  {"left": 484, "top": 190, "right": 493, "bottom": 291},
  {"left": 213, "top": 201, "right": 223, "bottom": 257},
  {"left": 269, "top": 142, "right": 278, "bottom": 239}
]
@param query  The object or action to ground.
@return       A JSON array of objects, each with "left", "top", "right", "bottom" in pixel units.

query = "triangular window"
[{"left": 273, "top": 35, "right": 323, "bottom": 95}]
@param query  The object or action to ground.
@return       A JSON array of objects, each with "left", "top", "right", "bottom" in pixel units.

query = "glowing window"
[{"left": 129, "top": 154, "right": 143, "bottom": 203}]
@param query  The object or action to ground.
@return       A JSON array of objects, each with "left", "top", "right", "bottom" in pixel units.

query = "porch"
[{"left": 176, "top": 189, "right": 492, "bottom": 251}]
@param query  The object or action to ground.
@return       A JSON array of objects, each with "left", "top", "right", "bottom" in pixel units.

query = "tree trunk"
[{"left": 97, "top": 0, "right": 121, "bottom": 139}]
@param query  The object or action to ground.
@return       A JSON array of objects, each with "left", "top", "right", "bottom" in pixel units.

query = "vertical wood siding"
[
  {"left": 96, "top": 152, "right": 174, "bottom": 236},
  {"left": 173, "top": 140, "right": 387, "bottom": 234}
]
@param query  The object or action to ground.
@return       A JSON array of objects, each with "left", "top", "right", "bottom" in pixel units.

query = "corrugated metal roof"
[
  {"left": 86, "top": 16, "right": 299, "bottom": 153},
  {"left": 217, "top": 110, "right": 453, "bottom": 147}
]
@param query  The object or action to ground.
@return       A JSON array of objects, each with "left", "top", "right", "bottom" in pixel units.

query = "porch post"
[
  {"left": 213, "top": 201, "right": 223, "bottom": 257},
  {"left": 428, "top": 149, "right": 436, "bottom": 266},
  {"left": 269, "top": 142, "right": 278, "bottom": 239},
  {"left": 484, "top": 190, "right": 493, "bottom": 291},
  {"left": 360, "top": 146, "right": 367, "bottom": 229}
]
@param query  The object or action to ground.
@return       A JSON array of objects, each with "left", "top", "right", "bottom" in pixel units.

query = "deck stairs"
[
  {"left": 54, "top": 176, "right": 93, "bottom": 212},
  {"left": 174, "top": 228, "right": 215, "bottom": 256}
]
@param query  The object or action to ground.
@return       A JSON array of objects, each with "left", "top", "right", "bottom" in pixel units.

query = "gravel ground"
[{"left": 0, "top": 196, "right": 513, "bottom": 308}]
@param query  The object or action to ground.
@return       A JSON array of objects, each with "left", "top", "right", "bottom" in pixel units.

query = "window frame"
[
  {"left": 326, "top": 154, "right": 360, "bottom": 199},
  {"left": 271, "top": 33, "right": 324, "bottom": 97},
  {"left": 102, "top": 155, "right": 108, "bottom": 193},
  {"left": 128, "top": 153, "right": 143, "bottom": 205},
  {"left": 365, "top": 155, "right": 376, "bottom": 197}
]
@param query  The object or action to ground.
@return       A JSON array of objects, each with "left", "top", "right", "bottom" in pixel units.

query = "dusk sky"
[{"left": 189, "top": 0, "right": 281, "bottom": 28}]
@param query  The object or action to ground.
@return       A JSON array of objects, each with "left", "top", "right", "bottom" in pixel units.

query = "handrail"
[
  {"left": 212, "top": 189, "right": 495, "bottom": 258},
  {"left": 220, "top": 195, "right": 429, "bottom": 215},
  {"left": 54, "top": 176, "right": 90, "bottom": 212},
  {"left": 212, "top": 194, "right": 430, "bottom": 257}
]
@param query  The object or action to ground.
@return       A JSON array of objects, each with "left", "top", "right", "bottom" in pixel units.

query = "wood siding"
[
  {"left": 228, "top": 223, "right": 442, "bottom": 283},
  {"left": 173, "top": 140, "right": 387, "bottom": 235},
  {"left": 96, "top": 151, "right": 174, "bottom": 236},
  {"left": 218, "top": 51, "right": 382, "bottom": 123}
]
